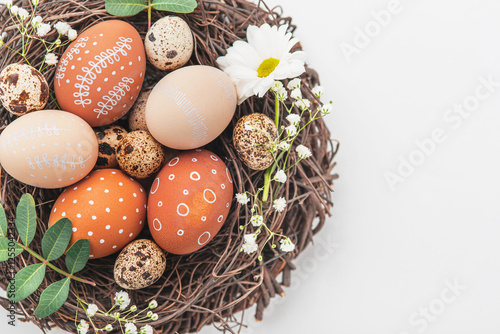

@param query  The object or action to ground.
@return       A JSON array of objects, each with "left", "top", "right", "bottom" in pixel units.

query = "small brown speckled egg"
[
  {"left": 116, "top": 130, "right": 165, "bottom": 179},
  {"left": 145, "top": 16, "right": 193, "bottom": 71},
  {"left": 0, "top": 64, "right": 49, "bottom": 115},
  {"left": 114, "top": 239, "right": 166, "bottom": 290},
  {"left": 94, "top": 125, "right": 128, "bottom": 168},
  {"left": 128, "top": 89, "right": 151, "bottom": 131},
  {"left": 233, "top": 113, "right": 278, "bottom": 170}
]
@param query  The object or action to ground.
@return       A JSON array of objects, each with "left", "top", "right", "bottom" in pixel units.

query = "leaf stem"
[
  {"left": 148, "top": 0, "right": 152, "bottom": 29},
  {"left": 16, "top": 241, "right": 96, "bottom": 286}
]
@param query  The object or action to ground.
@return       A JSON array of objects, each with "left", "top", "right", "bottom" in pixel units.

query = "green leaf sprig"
[
  {"left": 0, "top": 194, "right": 95, "bottom": 318},
  {"left": 105, "top": 0, "right": 197, "bottom": 28}
]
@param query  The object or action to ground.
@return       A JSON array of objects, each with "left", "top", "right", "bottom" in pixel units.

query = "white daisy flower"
[
  {"left": 285, "top": 125, "right": 297, "bottom": 137},
  {"left": 217, "top": 23, "right": 307, "bottom": 104},
  {"left": 296, "top": 145, "right": 312, "bottom": 159},
  {"left": 270, "top": 80, "right": 283, "bottom": 93},
  {"left": 277, "top": 141, "right": 291, "bottom": 151},
  {"left": 54, "top": 21, "right": 71, "bottom": 35},
  {"left": 86, "top": 303, "right": 98, "bottom": 317},
  {"left": 244, "top": 121, "right": 254, "bottom": 131},
  {"left": 77, "top": 319, "right": 89, "bottom": 334},
  {"left": 312, "top": 85, "right": 325, "bottom": 98},
  {"left": 290, "top": 88, "right": 302, "bottom": 100},
  {"left": 148, "top": 300, "right": 158, "bottom": 309},
  {"left": 68, "top": 28, "right": 78, "bottom": 41},
  {"left": 321, "top": 103, "right": 332, "bottom": 116},
  {"left": 44, "top": 53, "right": 58, "bottom": 66},
  {"left": 280, "top": 237, "right": 295, "bottom": 252},
  {"left": 286, "top": 114, "right": 301, "bottom": 126},
  {"left": 235, "top": 193, "right": 250, "bottom": 205},
  {"left": 150, "top": 313, "right": 158, "bottom": 321},
  {"left": 250, "top": 215, "right": 264, "bottom": 227},
  {"left": 32, "top": 0, "right": 39, "bottom": 5},
  {"left": 36, "top": 23, "right": 51, "bottom": 37},
  {"left": 0, "top": 32, "right": 6, "bottom": 47},
  {"left": 124, "top": 322, "right": 137, "bottom": 334},
  {"left": 4, "top": 0, "right": 13, "bottom": 9},
  {"left": 104, "top": 324, "right": 113, "bottom": 331},
  {"left": 17, "top": 8, "right": 29, "bottom": 20},
  {"left": 31, "top": 15, "right": 42, "bottom": 28},
  {"left": 114, "top": 291, "right": 130, "bottom": 310},
  {"left": 140, "top": 325, "right": 154, "bottom": 334},
  {"left": 274, "top": 170, "right": 287, "bottom": 183},
  {"left": 273, "top": 197, "right": 287, "bottom": 212},
  {"left": 287, "top": 78, "right": 301, "bottom": 90},
  {"left": 295, "top": 98, "right": 310, "bottom": 110},
  {"left": 241, "top": 234, "right": 258, "bottom": 254},
  {"left": 10, "top": 5, "right": 18, "bottom": 15},
  {"left": 276, "top": 87, "right": 288, "bottom": 101}
]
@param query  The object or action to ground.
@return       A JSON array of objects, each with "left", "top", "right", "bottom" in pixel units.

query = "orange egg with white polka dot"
[
  {"left": 148, "top": 149, "right": 233, "bottom": 255},
  {"left": 49, "top": 169, "right": 147, "bottom": 259}
]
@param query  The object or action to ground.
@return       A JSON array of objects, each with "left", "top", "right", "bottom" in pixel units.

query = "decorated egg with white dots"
[
  {"left": 0, "top": 110, "right": 98, "bottom": 189},
  {"left": 54, "top": 20, "right": 146, "bottom": 127},
  {"left": 48, "top": 169, "right": 147, "bottom": 259},
  {"left": 148, "top": 149, "right": 233, "bottom": 255}
]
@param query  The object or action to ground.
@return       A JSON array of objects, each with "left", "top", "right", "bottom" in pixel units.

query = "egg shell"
[
  {"left": 145, "top": 16, "right": 193, "bottom": 71},
  {"left": 48, "top": 169, "right": 147, "bottom": 259},
  {"left": 116, "top": 130, "right": 165, "bottom": 179},
  {"left": 146, "top": 65, "right": 237, "bottom": 150},
  {"left": 114, "top": 239, "right": 166, "bottom": 290},
  {"left": 148, "top": 149, "right": 233, "bottom": 255},
  {"left": 0, "top": 110, "right": 98, "bottom": 188},
  {"left": 54, "top": 20, "right": 146, "bottom": 127},
  {"left": 0, "top": 64, "right": 49, "bottom": 115},
  {"left": 128, "top": 89, "right": 151, "bottom": 131},
  {"left": 94, "top": 125, "right": 128, "bottom": 168},
  {"left": 233, "top": 113, "right": 278, "bottom": 170}
]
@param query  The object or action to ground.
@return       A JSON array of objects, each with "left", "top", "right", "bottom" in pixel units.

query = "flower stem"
[
  {"left": 16, "top": 240, "right": 96, "bottom": 286},
  {"left": 148, "top": 1, "right": 152, "bottom": 29},
  {"left": 262, "top": 94, "right": 281, "bottom": 202}
]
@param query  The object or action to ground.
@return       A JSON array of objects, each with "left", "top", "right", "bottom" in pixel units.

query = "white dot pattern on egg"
[
  {"left": 0, "top": 110, "right": 98, "bottom": 189},
  {"left": 148, "top": 149, "right": 234, "bottom": 255},
  {"left": 48, "top": 169, "right": 147, "bottom": 259}
]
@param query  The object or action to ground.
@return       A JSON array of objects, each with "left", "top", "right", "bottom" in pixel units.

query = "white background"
[{"left": 3, "top": 0, "right": 500, "bottom": 333}]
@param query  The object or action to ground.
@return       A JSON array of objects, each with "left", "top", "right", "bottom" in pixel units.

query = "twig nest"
[
  {"left": 0, "top": 64, "right": 49, "bottom": 115},
  {"left": 114, "top": 239, "right": 166, "bottom": 290},
  {"left": 233, "top": 113, "right": 278, "bottom": 170},
  {"left": 116, "top": 130, "right": 165, "bottom": 179},
  {"left": 128, "top": 89, "right": 151, "bottom": 131},
  {"left": 94, "top": 125, "right": 128, "bottom": 169},
  {"left": 145, "top": 16, "right": 194, "bottom": 71}
]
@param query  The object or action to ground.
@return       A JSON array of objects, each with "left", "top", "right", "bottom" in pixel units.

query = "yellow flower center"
[{"left": 257, "top": 58, "right": 280, "bottom": 78}]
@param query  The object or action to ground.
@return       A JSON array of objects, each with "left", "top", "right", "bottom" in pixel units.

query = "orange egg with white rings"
[
  {"left": 147, "top": 149, "right": 234, "bottom": 255},
  {"left": 48, "top": 169, "right": 147, "bottom": 259}
]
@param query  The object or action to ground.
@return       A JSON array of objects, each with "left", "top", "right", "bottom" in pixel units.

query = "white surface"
[{"left": 3, "top": 0, "right": 500, "bottom": 333}]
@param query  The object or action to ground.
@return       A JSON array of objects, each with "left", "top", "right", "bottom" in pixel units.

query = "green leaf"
[
  {"left": 65, "top": 239, "right": 90, "bottom": 274},
  {"left": 105, "top": 0, "right": 148, "bottom": 16},
  {"left": 41, "top": 218, "right": 72, "bottom": 261},
  {"left": 152, "top": 0, "right": 197, "bottom": 13},
  {"left": 7, "top": 263, "right": 46, "bottom": 302},
  {"left": 34, "top": 278, "right": 71, "bottom": 318},
  {"left": 15, "top": 194, "right": 37, "bottom": 247},
  {"left": 0, "top": 204, "right": 7, "bottom": 238},
  {"left": 0, "top": 238, "right": 23, "bottom": 261}
]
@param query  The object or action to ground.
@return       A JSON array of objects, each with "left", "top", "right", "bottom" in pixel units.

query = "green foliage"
[
  {"left": 105, "top": 0, "right": 148, "bottom": 16},
  {"left": 34, "top": 278, "right": 71, "bottom": 318},
  {"left": 105, "top": 0, "right": 197, "bottom": 17},
  {"left": 15, "top": 194, "right": 36, "bottom": 246},
  {"left": 7, "top": 263, "right": 46, "bottom": 303},
  {"left": 0, "top": 194, "right": 94, "bottom": 318},
  {"left": 151, "top": 0, "right": 197, "bottom": 13},
  {"left": 65, "top": 239, "right": 91, "bottom": 274},
  {"left": 42, "top": 218, "right": 72, "bottom": 261}
]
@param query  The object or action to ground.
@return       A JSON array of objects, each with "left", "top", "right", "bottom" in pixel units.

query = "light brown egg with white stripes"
[
  {"left": 148, "top": 149, "right": 233, "bottom": 255},
  {"left": 49, "top": 169, "right": 147, "bottom": 259}
]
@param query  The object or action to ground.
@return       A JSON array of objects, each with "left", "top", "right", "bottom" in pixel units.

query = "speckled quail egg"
[
  {"left": 116, "top": 130, "right": 165, "bottom": 179},
  {"left": 0, "top": 64, "right": 49, "bottom": 115},
  {"left": 128, "top": 89, "right": 151, "bottom": 131},
  {"left": 145, "top": 16, "right": 194, "bottom": 71},
  {"left": 114, "top": 239, "right": 167, "bottom": 290},
  {"left": 233, "top": 113, "right": 278, "bottom": 170},
  {"left": 94, "top": 125, "right": 128, "bottom": 168}
]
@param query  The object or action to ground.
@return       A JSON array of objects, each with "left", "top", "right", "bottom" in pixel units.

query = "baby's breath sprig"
[
  {"left": 237, "top": 79, "right": 332, "bottom": 260},
  {"left": 75, "top": 291, "right": 158, "bottom": 334},
  {"left": 0, "top": 0, "right": 78, "bottom": 72}
]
